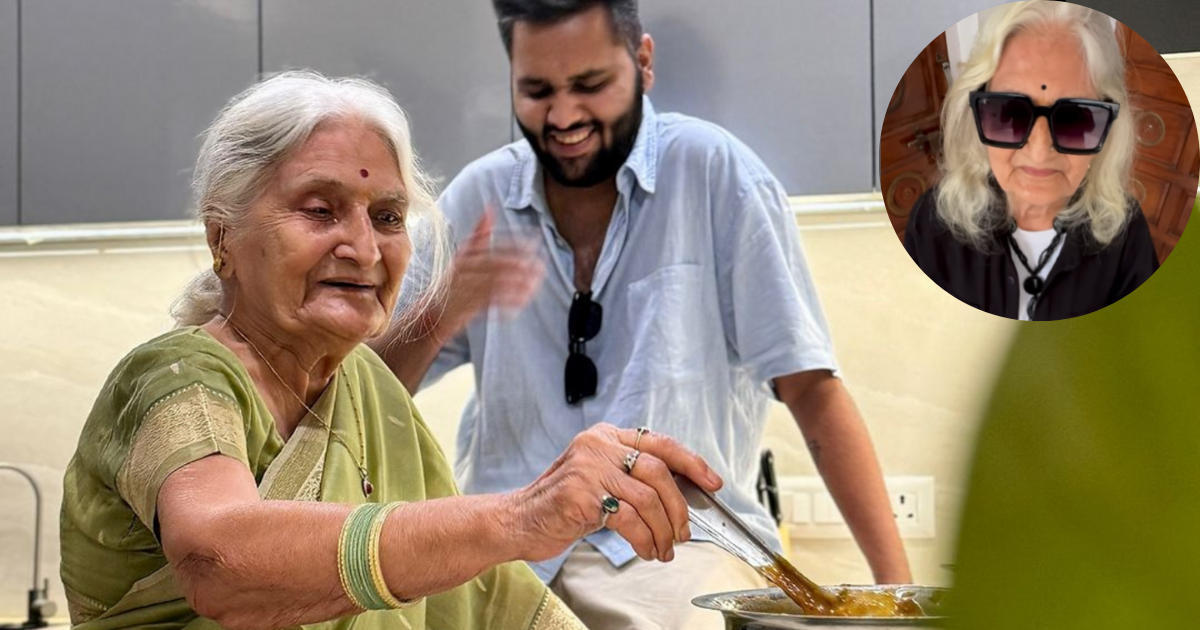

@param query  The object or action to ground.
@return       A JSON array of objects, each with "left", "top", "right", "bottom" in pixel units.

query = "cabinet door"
[
  {"left": 262, "top": 1, "right": 513, "bottom": 185},
  {"left": 0, "top": 0, "right": 16, "bottom": 226},
  {"left": 879, "top": 34, "right": 949, "bottom": 241},
  {"left": 1121, "top": 25, "right": 1199, "bottom": 264},
  {"left": 21, "top": 0, "right": 257, "bottom": 225},
  {"left": 872, "top": 0, "right": 1013, "bottom": 185},
  {"left": 639, "top": 0, "right": 873, "bottom": 195}
]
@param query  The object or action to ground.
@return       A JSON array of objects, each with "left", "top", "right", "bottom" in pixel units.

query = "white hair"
[
  {"left": 171, "top": 70, "right": 449, "bottom": 339},
  {"left": 936, "top": 1, "right": 1136, "bottom": 250}
]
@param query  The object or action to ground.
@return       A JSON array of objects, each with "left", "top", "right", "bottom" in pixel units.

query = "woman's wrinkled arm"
[
  {"left": 158, "top": 424, "right": 720, "bottom": 630},
  {"left": 158, "top": 454, "right": 522, "bottom": 630}
]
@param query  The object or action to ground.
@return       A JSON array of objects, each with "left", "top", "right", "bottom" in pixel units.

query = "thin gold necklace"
[{"left": 225, "top": 319, "right": 374, "bottom": 497}]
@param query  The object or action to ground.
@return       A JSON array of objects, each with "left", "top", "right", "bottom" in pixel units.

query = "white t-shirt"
[{"left": 1010, "top": 227, "right": 1064, "bottom": 321}]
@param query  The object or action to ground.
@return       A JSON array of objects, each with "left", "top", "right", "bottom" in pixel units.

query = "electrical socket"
[
  {"left": 887, "top": 476, "right": 936, "bottom": 538},
  {"left": 892, "top": 490, "right": 918, "bottom": 522}
]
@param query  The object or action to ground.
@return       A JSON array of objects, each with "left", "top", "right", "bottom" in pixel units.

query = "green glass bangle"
[{"left": 338, "top": 502, "right": 392, "bottom": 610}]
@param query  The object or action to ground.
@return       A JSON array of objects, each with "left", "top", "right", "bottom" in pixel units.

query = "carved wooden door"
[
  {"left": 1120, "top": 25, "right": 1198, "bottom": 264},
  {"left": 880, "top": 34, "right": 950, "bottom": 241}
]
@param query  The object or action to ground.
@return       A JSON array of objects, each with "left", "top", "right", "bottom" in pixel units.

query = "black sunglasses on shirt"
[
  {"left": 565, "top": 291, "right": 602, "bottom": 405},
  {"left": 969, "top": 89, "right": 1119, "bottom": 155}
]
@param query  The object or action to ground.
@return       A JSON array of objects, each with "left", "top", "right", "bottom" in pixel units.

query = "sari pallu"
[{"left": 60, "top": 327, "right": 581, "bottom": 630}]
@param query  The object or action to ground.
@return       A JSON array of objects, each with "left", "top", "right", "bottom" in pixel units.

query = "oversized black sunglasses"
[
  {"left": 969, "top": 90, "right": 1119, "bottom": 155},
  {"left": 566, "top": 291, "right": 602, "bottom": 405}
]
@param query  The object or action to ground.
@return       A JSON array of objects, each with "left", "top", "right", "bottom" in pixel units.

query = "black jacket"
[{"left": 903, "top": 187, "right": 1159, "bottom": 321}]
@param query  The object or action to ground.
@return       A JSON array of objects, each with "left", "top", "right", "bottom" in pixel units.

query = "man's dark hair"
[{"left": 492, "top": 0, "right": 643, "bottom": 57}]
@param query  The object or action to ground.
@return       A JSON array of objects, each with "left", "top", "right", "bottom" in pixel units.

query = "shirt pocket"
[{"left": 622, "top": 263, "right": 710, "bottom": 392}]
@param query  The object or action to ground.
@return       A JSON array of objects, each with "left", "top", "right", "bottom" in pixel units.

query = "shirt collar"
[{"left": 504, "top": 96, "right": 659, "bottom": 213}]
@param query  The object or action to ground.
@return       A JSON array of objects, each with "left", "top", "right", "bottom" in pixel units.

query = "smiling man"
[{"left": 377, "top": 1, "right": 910, "bottom": 627}]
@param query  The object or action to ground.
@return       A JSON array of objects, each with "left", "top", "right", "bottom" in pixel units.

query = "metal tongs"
[
  {"left": 675, "top": 474, "right": 781, "bottom": 568},
  {"left": 674, "top": 475, "right": 839, "bottom": 612}
]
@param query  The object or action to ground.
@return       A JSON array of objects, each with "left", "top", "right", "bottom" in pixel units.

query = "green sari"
[{"left": 60, "top": 327, "right": 582, "bottom": 630}]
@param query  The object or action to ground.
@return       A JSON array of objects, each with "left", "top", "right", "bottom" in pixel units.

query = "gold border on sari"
[
  {"left": 116, "top": 382, "right": 249, "bottom": 528},
  {"left": 530, "top": 591, "right": 588, "bottom": 630},
  {"left": 259, "top": 413, "right": 329, "bottom": 501},
  {"left": 258, "top": 369, "right": 341, "bottom": 501}
]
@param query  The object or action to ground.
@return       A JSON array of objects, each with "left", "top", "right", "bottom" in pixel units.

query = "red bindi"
[{"left": 360, "top": 169, "right": 369, "bottom": 178}]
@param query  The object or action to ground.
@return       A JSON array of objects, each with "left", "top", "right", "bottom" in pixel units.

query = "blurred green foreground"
[{"left": 950, "top": 194, "right": 1200, "bottom": 627}]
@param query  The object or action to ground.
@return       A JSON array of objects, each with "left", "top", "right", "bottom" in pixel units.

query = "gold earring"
[{"left": 212, "top": 227, "right": 227, "bottom": 273}]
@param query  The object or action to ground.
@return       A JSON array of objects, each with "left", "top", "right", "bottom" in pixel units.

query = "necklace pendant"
[
  {"left": 1024, "top": 275, "right": 1044, "bottom": 295},
  {"left": 362, "top": 476, "right": 374, "bottom": 497}
]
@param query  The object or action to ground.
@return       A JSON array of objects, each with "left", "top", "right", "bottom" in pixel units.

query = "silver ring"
[
  {"left": 634, "top": 426, "right": 650, "bottom": 451},
  {"left": 600, "top": 494, "right": 620, "bottom": 528},
  {"left": 622, "top": 449, "right": 641, "bottom": 474}
]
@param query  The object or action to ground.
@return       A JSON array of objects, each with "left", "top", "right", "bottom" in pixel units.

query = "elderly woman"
[
  {"left": 59, "top": 71, "right": 719, "bottom": 630},
  {"left": 904, "top": 1, "right": 1158, "bottom": 321}
]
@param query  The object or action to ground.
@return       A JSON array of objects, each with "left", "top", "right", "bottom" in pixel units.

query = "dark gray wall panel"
[
  {"left": 21, "top": 0, "right": 257, "bottom": 225},
  {"left": 871, "top": 0, "right": 1012, "bottom": 185},
  {"left": 0, "top": 0, "right": 16, "bottom": 225},
  {"left": 643, "top": 0, "right": 873, "bottom": 195},
  {"left": 263, "top": 1, "right": 513, "bottom": 186},
  {"left": 1082, "top": 0, "right": 1200, "bottom": 54}
]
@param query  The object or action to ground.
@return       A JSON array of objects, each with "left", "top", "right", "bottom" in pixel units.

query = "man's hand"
[{"left": 431, "top": 208, "right": 545, "bottom": 341}]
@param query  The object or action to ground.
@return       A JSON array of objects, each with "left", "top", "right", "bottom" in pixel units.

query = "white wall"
[{"left": 0, "top": 235, "right": 211, "bottom": 622}]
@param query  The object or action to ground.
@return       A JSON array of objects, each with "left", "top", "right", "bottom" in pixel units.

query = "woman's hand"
[
  {"left": 507, "top": 424, "right": 723, "bottom": 564},
  {"left": 431, "top": 208, "right": 545, "bottom": 341}
]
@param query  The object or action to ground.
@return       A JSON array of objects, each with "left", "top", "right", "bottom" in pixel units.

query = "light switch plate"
[{"left": 779, "top": 475, "right": 936, "bottom": 540}]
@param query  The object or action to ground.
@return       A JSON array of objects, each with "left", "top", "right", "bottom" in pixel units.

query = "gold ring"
[
  {"left": 634, "top": 426, "right": 650, "bottom": 451},
  {"left": 623, "top": 449, "right": 641, "bottom": 474}
]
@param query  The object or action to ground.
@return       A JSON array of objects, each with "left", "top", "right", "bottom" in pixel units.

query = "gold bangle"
[{"left": 368, "top": 502, "right": 409, "bottom": 608}]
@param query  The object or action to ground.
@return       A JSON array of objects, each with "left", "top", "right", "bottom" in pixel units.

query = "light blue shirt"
[{"left": 425, "top": 97, "right": 838, "bottom": 581}]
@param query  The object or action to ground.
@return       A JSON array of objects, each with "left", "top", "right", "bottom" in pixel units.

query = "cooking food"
[
  {"left": 693, "top": 586, "right": 948, "bottom": 629},
  {"left": 675, "top": 474, "right": 925, "bottom": 618},
  {"left": 759, "top": 557, "right": 924, "bottom": 617}
]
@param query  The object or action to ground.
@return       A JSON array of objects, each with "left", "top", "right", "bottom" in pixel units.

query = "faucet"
[{"left": 0, "top": 464, "right": 56, "bottom": 629}]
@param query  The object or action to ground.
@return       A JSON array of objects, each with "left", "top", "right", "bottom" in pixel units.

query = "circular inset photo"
[{"left": 881, "top": 1, "right": 1197, "bottom": 321}]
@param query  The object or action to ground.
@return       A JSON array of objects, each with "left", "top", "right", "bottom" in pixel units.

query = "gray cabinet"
[
  {"left": 0, "top": 0, "right": 16, "bottom": 225},
  {"left": 20, "top": 0, "right": 257, "bottom": 225},
  {"left": 643, "top": 0, "right": 874, "bottom": 195},
  {"left": 263, "top": 1, "right": 513, "bottom": 186},
  {"left": 5, "top": 1, "right": 1184, "bottom": 226},
  {"left": 871, "top": 0, "right": 1012, "bottom": 184},
  {"left": 1084, "top": 0, "right": 1200, "bottom": 54}
]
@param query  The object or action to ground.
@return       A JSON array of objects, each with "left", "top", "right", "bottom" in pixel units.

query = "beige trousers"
[{"left": 549, "top": 542, "right": 767, "bottom": 630}]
